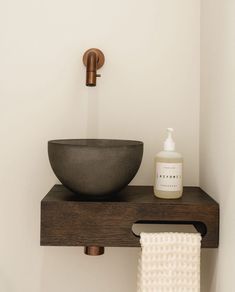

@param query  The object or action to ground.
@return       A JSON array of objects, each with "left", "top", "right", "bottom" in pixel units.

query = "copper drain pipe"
[{"left": 84, "top": 246, "right": 105, "bottom": 256}]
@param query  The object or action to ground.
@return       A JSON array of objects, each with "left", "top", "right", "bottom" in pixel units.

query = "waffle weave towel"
[{"left": 137, "top": 233, "right": 201, "bottom": 292}]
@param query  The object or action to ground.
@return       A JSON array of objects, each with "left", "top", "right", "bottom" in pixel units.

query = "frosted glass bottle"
[{"left": 154, "top": 128, "right": 183, "bottom": 199}]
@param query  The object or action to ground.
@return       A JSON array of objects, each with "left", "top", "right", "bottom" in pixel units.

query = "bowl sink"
[{"left": 48, "top": 139, "right": 143, "bottom": 197}]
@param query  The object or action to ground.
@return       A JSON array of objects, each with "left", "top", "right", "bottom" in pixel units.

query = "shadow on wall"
[
  {"left": 40, "top": 247, "right": 139, "bottom": 292},
  {"left": 0, "top": 271, "right": 12, "bottom": 292},
  {"left": 201, "top": 249, "right": 218, "bottom": 292}
]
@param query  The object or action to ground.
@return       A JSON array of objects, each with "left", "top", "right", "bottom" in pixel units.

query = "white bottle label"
[{"left": 156, "top": 162, "right": 182, "bottom": 191}]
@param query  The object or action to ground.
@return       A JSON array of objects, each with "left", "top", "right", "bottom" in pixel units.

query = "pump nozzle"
[{"left": 164, "top": 128, "right": 175, "bottom": 151}]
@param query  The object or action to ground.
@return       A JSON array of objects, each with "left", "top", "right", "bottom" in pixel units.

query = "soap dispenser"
[{"left": 154, "top": 128, "right": 183, "bottom": 199}]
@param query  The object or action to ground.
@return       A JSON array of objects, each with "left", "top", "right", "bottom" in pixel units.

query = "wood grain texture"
[{"left": 40, "top": 185, "right": 219, "bottom": 248}]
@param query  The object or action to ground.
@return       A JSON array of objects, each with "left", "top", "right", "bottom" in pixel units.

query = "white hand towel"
[{"left": 137, "top": 232, "right": 201, "bottom": 292}]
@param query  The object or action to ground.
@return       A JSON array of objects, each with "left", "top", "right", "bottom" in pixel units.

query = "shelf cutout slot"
[{"left": 132, "top": 221, "right": 207, "bottom": 237}]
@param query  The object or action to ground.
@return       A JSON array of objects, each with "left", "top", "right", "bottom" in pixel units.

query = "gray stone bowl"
[{"left": 48, "top": 139, "right": 143, "bottom": 197}]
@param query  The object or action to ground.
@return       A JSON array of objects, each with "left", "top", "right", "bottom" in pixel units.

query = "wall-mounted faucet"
[{"left": 83, "top": 48, "right": 105, "bottom": 86}]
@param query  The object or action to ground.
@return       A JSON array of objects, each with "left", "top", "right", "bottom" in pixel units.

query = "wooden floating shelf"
[{"left": 41, "top": 185, "right": 219, "bottom": 249}]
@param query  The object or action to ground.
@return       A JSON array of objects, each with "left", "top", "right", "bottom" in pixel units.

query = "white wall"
[
  {"left": 200, "top": 0, "right": 235, "bottom": 291},
  {"left": 0, "top": 1, "right": 200, "bottom": 291}
]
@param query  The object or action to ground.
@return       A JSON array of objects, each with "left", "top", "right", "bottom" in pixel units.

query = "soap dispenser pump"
[{"left": 154, "top": 128, "right": 183, "bottom": 199}]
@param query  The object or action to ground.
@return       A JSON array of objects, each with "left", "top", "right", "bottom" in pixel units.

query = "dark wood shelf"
[{"left": 41, "top": 185, "right": 219, "bottom": 248}]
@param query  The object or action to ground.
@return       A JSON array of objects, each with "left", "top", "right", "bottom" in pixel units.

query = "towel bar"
[{"left": 40, "top": 185, "right": 219, "bottom": 255}]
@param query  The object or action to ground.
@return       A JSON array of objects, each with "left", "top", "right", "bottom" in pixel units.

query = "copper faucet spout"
[
  {"left": 86, "top": 52, "right": 97, "bottom": 86},
  {"left": 83, "top": 48, "right": 105, "bottom": 87}
]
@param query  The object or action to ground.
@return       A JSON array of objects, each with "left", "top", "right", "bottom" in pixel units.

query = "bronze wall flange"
[{"left": 83, "top": 48, "right": 105, "bottom": 69}]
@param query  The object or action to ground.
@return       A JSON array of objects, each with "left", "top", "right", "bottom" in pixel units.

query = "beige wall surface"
[
  {"left": 0, "top": 1, "right": 200, "bottom": 291},
  {"left": 200, "top": 0, "right": 235, "bottom": 291}
]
